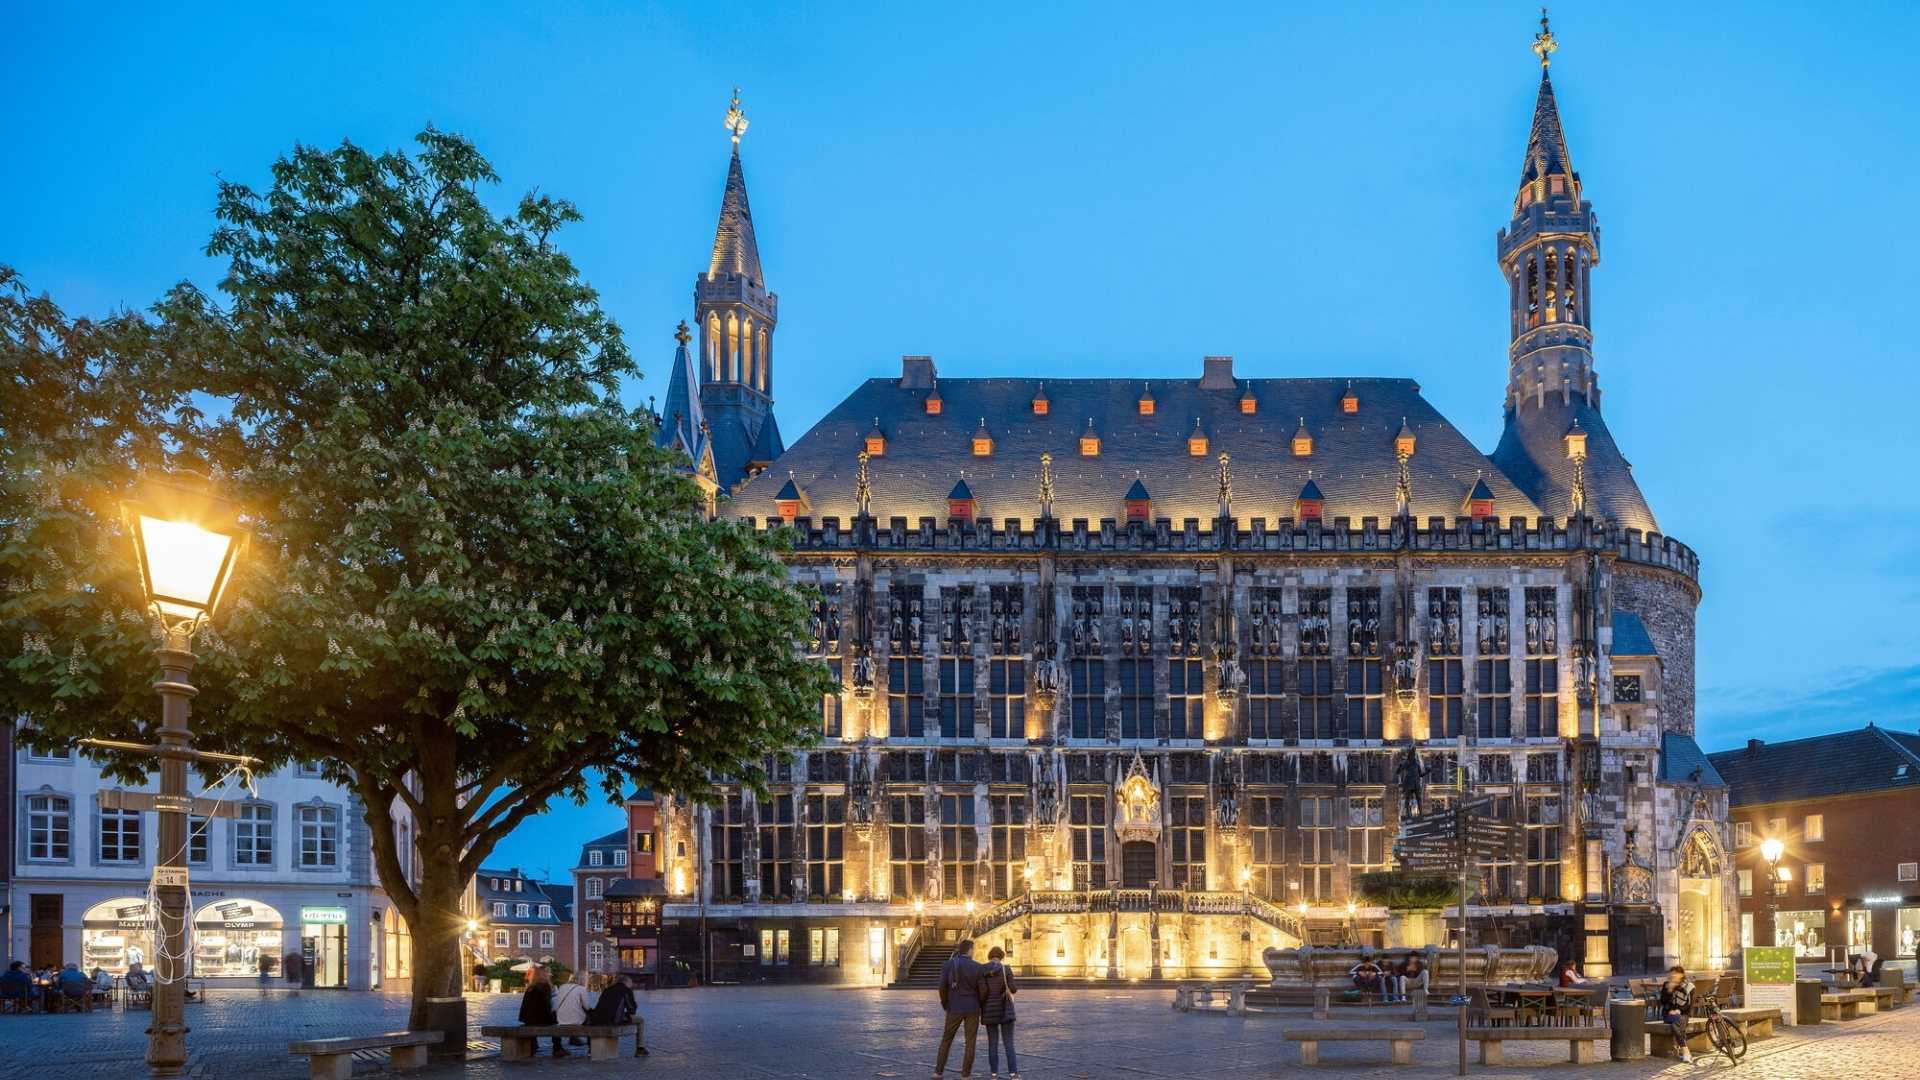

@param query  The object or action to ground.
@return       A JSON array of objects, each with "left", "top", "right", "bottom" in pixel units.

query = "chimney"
[
  {"left": 1199, "top": 355, "right": 1235, "bottom": 389},
  {"left": 900, "top": 355, "right": 937, "bottom": 388},
  {"left": 1747, "top": 739, "right": 1764, "bottom": 752}
]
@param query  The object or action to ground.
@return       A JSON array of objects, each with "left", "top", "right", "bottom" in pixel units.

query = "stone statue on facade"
[{"left": 1395, "top": 738, "right": 1428, "bottom": 819}]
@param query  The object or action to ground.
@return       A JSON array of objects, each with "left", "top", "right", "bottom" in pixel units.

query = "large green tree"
[{"left": 1, "top": 130, "right": 829, "bottom": 1028}]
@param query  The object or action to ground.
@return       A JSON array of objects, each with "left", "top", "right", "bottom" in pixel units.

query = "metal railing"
[{"left": 961, "top": 887, "right": 1305, "bottom": 942}]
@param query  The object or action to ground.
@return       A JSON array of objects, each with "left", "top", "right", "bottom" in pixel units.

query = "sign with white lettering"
[
  {"left": 1744, "top": 946, "right": 1798, "bottom": 1024},
  {"left": 300, "top": 906, "right": 349, "bottom": 925}
]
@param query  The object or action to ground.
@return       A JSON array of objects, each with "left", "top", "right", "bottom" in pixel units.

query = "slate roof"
[
  {"left": 576, "top": 827, "right": 627, "bottom": 870},
  {"left": 1492, "top": 396, "right": 1657, "bottom": 533},
  {"left": 1657, "top": 732, "right": 1726, "bottom": 787},
  {"left": 607, "top": 878, "right": 667, "bottom": 899},
  {"left": 707, "top": 148, "right": 763, "bottom": 283},
  {"left": 1518, "top": 69, "right": 1576, "bottom": 201},
  {"left": 732, "top": 375, "right": 1545, "bottom": 524},
  {"left": 475, "top": 867, "right": 570, "bottom": 925},
  {"left": 1707, "top": 725, "right": 1920, "bottom": 807},
  {"left": 653, "top": 333, "right": 707, "bottom": 467},
  {"left": 1609, "top": 610, "right": 1656, "bottom": 657}
]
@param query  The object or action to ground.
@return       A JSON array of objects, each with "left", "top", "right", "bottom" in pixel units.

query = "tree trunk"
[{"left": 408, "top": 832, "right": 471, "bottom": 1055}]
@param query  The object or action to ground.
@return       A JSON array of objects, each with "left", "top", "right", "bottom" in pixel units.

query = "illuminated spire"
[
  {"left": 1531, "top": 8, "right": 1558, "bottom": 69},
  {"left": 724, "top": 87, "right": 749, "bottom": 147}
]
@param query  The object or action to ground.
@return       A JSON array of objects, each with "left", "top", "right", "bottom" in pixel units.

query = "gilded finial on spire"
[
  {"left": 724, "top": 87, "right": 749, "bottom": 146},
  {"left": 674, "top": 320, "right": 691, "bottom": 346},
  {"left": 1531, "top": 7, "right": 1558, "bottom": 69}
]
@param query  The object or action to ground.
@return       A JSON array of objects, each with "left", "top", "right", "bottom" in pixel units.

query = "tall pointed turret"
[
  {"left": 697, "top": 88, "right": 783, "bottom": 491},
  {"left": 1491, "top": 13, "right": 1656, "bottom": 531}
]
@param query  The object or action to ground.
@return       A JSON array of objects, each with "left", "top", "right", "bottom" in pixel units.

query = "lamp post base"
[{"left": 146, "top": 1016, "right": 190, "bottom": 1077}]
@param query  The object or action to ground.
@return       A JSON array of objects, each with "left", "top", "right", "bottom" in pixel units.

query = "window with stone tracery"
[
  {"left": 888, "top": 584, "right": 925, "bottom": 738},
  {"left": 1299, "top": 588, "right": 1335, "bottom": 739},
  {"left": 1475, "top": 588, "right": 1513, "bottom": 739},
  {"left": 1524, "top": 792, "right": 1561, "bottom": 900},
  {"left": 1168, "top": 586, "right": 1202, "bottom": 656},
  {"left": 710, "top": 794, "right": 748, "bottom": 899},
  {"left": 1299, "top": 795, "right": 1336, "bottom": 901},
  {"left": 989, "top": 793, "right": 1027, "bottom": 899},
  {"left": 1523, "top": 588, "right": 1559, "bottom": 738},
  {"left": 1246, "top": 794, "right": 1286, "bottom": 898},
  {"left": 1345, "top": 587, "right": 1383, "bottom": 740},
  {"left": 757, "top": 796, "right": 796, "bottom": 900},
  {"left": 1118, "top": 659, "right": 1154, "bottom": 741},
  {"left": 940, "top": 793, "right": 979, "bottom": 899},
  {"left": 1070, "top": 791, "right": 1108, "bottom": 889},
  {"left": 1247, "top": 587, "right": 1288, "bottom": 741},
  {"left": 809, "top": 585, "right": 844, "bottom": 739},
  {"left": 1070, "top": 658, "right": 1105, "bottom": 740},
  {"left": 937, "top": 587, "right": 975, "bottom": 740},
  {"left": 1169, "top": 794, "right": 1208, "bottom": 890},
  {"left": 887, "top": 793, "right": 926, "bottom": 900},
  {"left": 988, "top": 585, "right": 1025, "bottom": 739},
  {"left": 1169, "top": 658, "right": 1204, "bottom": 741},
  {"left": 1350, "top": 795, "right": 1387, "bottom": 876},
  {"left": 803, "top": 793, "right": 844, "bottom": 899},
  {"left": 1427, "top": 588, "right": 1464, "bottom": 738}
]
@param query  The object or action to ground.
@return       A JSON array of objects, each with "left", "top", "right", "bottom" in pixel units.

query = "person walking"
[
  {"left": 933, "top": 938, "right": 985, "bottom": 1080},
  {"left": 587, "top": 972, "right": 649, "bottom": 1056},
  {"left": 518, "top": 964, "right": 568, "bottom": 1057},
  {"left": 978, "top": 947, "right": 1019, "bottom": 1080}
]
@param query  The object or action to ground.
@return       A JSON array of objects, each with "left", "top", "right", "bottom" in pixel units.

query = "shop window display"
[
  {"left": 82, "top": 898, "right": 156, "bottom": 974},
  {"left": 193, "top": 899, "right": 285, "bottom": 977}
]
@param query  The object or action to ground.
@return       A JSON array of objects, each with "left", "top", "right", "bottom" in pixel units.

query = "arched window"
[
  {"left": 726, "top": 313, "right": 740, "bottom": 382},
  {"left": 705, "top": 314, "right": 722, "bottom": 380},
  {"left": 757, "top": 328, "right": 770, "bottom": 391}
]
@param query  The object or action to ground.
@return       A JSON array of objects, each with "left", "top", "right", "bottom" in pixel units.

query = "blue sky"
[{"left": 8, "top": 2, "right": 1917, "bottom": 872}]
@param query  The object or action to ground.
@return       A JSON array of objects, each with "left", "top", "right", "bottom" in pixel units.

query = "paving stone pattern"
[{"left": 0, "top": 987, "right": 1911, "bottom": 1079}]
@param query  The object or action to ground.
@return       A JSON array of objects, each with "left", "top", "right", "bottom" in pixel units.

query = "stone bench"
[
  {"left": 1283, "top": 1024, "right": 1425, "bottom": 1066},
  {"left": 1171, "top": 981, "right": 1250, "bottom": 1014},
  {"left": 1820, "top": 991, "right": 1872, "bottom": 1020},
  {"left": 1871, "top": 986, "right": 1901, "bottom": 1011},
  {"left": 1647, "top": 1017, "right": 1709, "bottom": 1058},
  {"left": 1465, "top": 1024, "right": 1609, "bottom": 1066},
  {"left": 1720, "top": 1006, "right": 1782, "bottom": 1041},
  {"left": 288, "top": 1031, "right": 443, "bottom": 1080},
  {"left": 480, "top": 1023, "right": 637, "bottom": 1062}
]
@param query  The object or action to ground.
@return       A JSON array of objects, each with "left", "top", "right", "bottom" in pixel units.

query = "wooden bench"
[
  {"left": 480, "top": 1023, "right": 637, "bottom": 1062},
  {"left": 288, "top": 1031, "right": 443, "bottom": 1080},
  {"left": 1466, "top": 1024, "right": 1609, "bottom": 1065},
  {"left": 1283, "top": 1024, "right": 1425, "bottom": 1066},
  {"left": 1820, "top": 990, "right": 1872, "bottom": 1020},
  {"left": 1720, "top": 1006, "right": 1782, "bottom": 1040}
]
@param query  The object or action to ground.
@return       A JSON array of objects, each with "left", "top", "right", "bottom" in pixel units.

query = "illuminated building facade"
[{"left": 654, "top": 21, "right": 1729, "bottom": 983}]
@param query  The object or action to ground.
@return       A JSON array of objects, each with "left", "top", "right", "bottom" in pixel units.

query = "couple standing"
[{"left": 934, "top": 939, "right": 1019, "bottom": 1080}]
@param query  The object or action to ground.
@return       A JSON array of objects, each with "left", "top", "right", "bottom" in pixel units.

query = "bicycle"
[{"left": 1696, "top": 990, "right": 1748, "bottom": 1064}]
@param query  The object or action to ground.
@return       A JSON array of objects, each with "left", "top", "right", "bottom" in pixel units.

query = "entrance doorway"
[
  {"left": 302, "top": 923, "right": 349, "bottom": 988},
  {"left": 1675, "top": 827, "right": 1725, "bottom": 970},
  {"left": 1121, "top": 842, "right": 1157, "bottom": 888},
  {"left": 30, "top": 894, "right": 63, "bottom": 968}
]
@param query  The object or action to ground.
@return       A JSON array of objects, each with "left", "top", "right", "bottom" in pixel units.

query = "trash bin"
[
  {"left": 1795, "top": 978, "right": 1824, "bottom": 1025},
  {"left": 1609, "top": 997, "right": 1647, "bottom": 1061}
]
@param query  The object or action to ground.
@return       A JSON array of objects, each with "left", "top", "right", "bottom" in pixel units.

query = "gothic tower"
[
  {"left": 697, "top": 90, "right": 784, "bottom": 491},
  {"left": 1490, "top": 17, "right": 1656, "bottom": 532}
]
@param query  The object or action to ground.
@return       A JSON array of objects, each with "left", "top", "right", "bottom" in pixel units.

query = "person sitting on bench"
[
  {"left": 518, "top": 965, "right": 568, "bottom": 1058},
  {"left": 586, "top": 973, "right": 647, "bottom": 1056},
  {"left": 1389, "top": 953, "right": 1428, "bottom": 1003},
  {"left": 1350, "top": 958, "right": 1385, "bottom": 998},
  {"left": 1657, "top": 965, "right": 1695, "bottom": 1064}
]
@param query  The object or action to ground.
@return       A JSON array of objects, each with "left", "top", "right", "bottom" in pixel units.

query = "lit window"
[
  {"left": 1806, "top": 863, "right": 1825, "bottom": 894},
  {"left": 1804, "top": 815, "right": 1824, "bottom": 843},
  {"left": 1737, "top": 869, "right": 1752, "bottom": 897}
]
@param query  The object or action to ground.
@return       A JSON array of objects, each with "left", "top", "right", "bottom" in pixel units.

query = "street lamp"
[
  {"left": 114, "top": 482, "right": 248, "bottom": 1077},
  {"left": 1760, "top": 838, "right": 1786, "bottom": 954}
]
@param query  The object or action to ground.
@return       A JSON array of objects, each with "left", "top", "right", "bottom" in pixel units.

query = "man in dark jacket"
[
  {"left": 518, "top": 965, "right": 568, "bottom": 1057},
  {"left": 586, "top": 973, "right": 648, "bottom": 1056},
  {"left": 934, "top": 939, "right": 985, "bottom": 1079}
]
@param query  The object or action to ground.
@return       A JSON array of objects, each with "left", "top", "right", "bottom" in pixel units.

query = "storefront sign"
[
  {"left": 1744, "top": 945, "right": 1798, "bottom": 1024},
  {"left": 300, "top": 906, "right": 349, "bottom": 924},
  {"left": 1863, "top": 894, "right": 1902, "bottom": 906}
]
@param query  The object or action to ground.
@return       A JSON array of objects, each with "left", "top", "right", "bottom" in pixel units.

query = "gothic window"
[
  {"left": 887, "top": 794, "right": 927, "bottom": 900},
  {"left": 1349, "top": 796, "right": 1387, "bottom": 876},
  {"left": 821, "top": 659, "right": 844, "bottom": 739},
  {"left": 1117, "top": 659, "right": 1154, "bottom": 740},
  {"left": 1523, "top": 588, "right": 1559, "bottom": 737},
  {"left": 1246, "top": 794, "right": 1285, "bottom": 898},
  {"left": 1299, "top": 588, "right": 1334, "bottom": 740},
  {"left": 1070, "top": 659, "right": 1106, "bottom": 740},
  {"left": 1345, "top": 587, "right": 1384, "bottom": 740},
  {"left": 711, "top": 794, "right": 748, "bottom": 899},
  {"left": 756, "top": 796, "right": 796, "bottom": 900},
  {"left": 809, "top": 584, "right": 844, "bottom": 739},
  {"left": 1169, "top": 794, "right": 1208, "bottom": 890},
  {"left": 888, "top": 584, "right": 925, "bottom": 738},
  {"left": 1299, "top": 796, "right": 1335, "bottom": 901},
  {"left": 1427, "top": 588, "right": 1464, "bottom": 738},
  {"left": 988, "top": 657, "right": 1025, "bottom": 739},
  {"left": 1168, "top": 585, "right": 1202, "bottom": 657},
  {"left": 1070, "top": 791, "right": 1108, "bottom": 889},
  {"left": 989, "top": 793, "right": 1028, "bottom": 899},
  {"left": 1524, "top": 792, "right": 1562, "bottom": 900},
  {"left": 1526, "top": 752, "right": 1560, "bottom": 784},
  {"left": 1247, "top": 659, "right": 1287, "bottom": 741},
  {"left": 1117, "top": 585, "right": 1152, "bottom": 656},
  {"left": 1168, "top": 658, "right": 1204, "bottom": 741},
  {"left": 1476, "top": 587, "right": 1514, "bottom": 739},
  {"left": 940, "top": 793, "right": 979, "bottom": 899},
  {"left": 937, "top": 587, "right": 975, "bottom": 740},
  {"left": 803, "top": 793, "right": 845, "bottom": 899}
]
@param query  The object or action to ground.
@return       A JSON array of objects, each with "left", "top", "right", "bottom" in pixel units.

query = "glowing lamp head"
[
  {"left": 123, "top": 482, "right": 247, "bottom": 628},
  {"left": 465, "top": 919, "right": 479, "bottom": 933},
  {"left": 1760, "top": 838, "right": 1784, "bottom": 863},
  {"left": 964, "top": 898, "right": 977, "bottom": 915},
  {"left": 1346, "top": 900, "right": 1358, "bottom": 916},
  {"left": 1297, "top": 900, "right": 1309, "bottom": 916},
  {"left": 912, "top": 898, "right": 925, "bottom": 915}
]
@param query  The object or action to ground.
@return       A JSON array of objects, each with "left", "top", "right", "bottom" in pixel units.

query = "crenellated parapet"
[{"left": 743, "top": 512, "right": 1699, "bottom": 582}]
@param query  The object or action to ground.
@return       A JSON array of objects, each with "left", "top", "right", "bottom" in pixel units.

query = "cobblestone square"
[{"left": 0, "top": 987, "right": 1912, "bottom": 1080}]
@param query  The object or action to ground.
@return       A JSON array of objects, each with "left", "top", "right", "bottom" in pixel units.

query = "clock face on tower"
[{"left": 1612, "top": 674, "right": 1642, "bottom": 704}]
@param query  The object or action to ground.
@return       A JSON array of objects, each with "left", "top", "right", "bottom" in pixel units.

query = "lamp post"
[
  {"left": 96, "top": 483, "right": 248, "bottom": 1077},
  {"left": 1760, "top": 838, "right": 1785, "bottom": 956}
]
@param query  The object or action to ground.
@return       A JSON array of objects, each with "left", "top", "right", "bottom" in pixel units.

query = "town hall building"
[{"left": 651, "top": 22, "right": 1729, "bottom": 985}]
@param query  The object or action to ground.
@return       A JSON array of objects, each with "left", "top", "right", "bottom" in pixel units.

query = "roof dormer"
[
  {"left": 1137, "top": 383, "right": 1155, "bottom": 415},
  {"left": 1292, "top": 418, "right": 1313, "bottom": 457},
  {"left": 948, "top": 477, "right": 977, "bottom": 522},
  {"left": 1080, "top": 419, "right": 1100, "bottom": 457},
  {"left": 1187, "top": 418, "right": 1208, "bottom": 457},
  {"left": 971, "top": 418, "right": 993, "bottom": 457},
  {"left": 1031, "top": 382, "right": 1050, "bottom": 416},
  {"left": 864, "top": 418, "right": 886, "bottom": 456},
  {"left": 1296, "top": 475, "right": 1325, "bottom": 521},
  {"left": 1124, "top": 477, "right": 1151, "bottom": 522}
]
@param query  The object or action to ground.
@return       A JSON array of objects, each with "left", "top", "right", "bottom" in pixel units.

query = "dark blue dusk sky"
[{"left": 8, "top": 3, "right": 1916, "bottom": 873}]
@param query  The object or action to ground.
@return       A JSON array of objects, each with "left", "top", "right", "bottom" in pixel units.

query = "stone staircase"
[{"left": 888, "top": 940, "right": 960, "bottom": 989}]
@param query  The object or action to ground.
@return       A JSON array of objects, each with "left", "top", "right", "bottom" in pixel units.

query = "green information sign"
[{"left": 1744, "top": 945, "right": 1796, "bottom": 984}]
